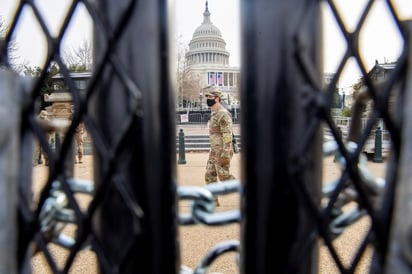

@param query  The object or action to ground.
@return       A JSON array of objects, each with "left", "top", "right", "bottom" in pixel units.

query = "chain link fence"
[{"left": 1, "top": 0, "right": 412, "bottom": 273}]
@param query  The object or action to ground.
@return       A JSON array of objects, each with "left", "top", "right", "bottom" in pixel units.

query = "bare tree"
[
  {"left": 176, "top": 36, "right": 202, "bottom": 109},
  {"left": 0, "top": 17, "right": 25, "bottom": 72},
  {"left": 63, "top": 40, "right": 93, "bottom": 71}
]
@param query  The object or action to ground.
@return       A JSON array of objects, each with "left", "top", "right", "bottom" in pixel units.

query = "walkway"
[{"left": 30, "top": 152, "right": 386, "bottom": 273}]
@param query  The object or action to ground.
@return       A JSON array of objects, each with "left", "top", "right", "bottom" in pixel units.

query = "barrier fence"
[{"left": 1, "top": 1, "right": 412, "bottom": 273}]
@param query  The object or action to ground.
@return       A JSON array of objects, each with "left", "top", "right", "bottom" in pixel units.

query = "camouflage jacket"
[{"left": 209, "top": 105, "right": 233, "bottom": 157}]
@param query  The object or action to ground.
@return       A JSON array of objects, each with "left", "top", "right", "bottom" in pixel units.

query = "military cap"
[{"left": 204, "top": 86, "right": 222, "bottom": 98}]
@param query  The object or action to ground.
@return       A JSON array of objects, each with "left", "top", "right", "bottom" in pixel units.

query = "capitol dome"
[
  {"left": 186, "top": 1, "right": 230, "bottom": 67},
  {"left": 180, "top": 1, "right": 240, "bottom": 99},
  {"left": 192, "top": 8, "right": 222, "bottom": 38}
]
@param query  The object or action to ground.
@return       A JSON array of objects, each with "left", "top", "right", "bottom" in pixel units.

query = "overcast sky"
[
  {"left": 322, "top": 0, "right": 411, "bottom": 89},
  {"left": 175, "top": 0, "right": 240, "bottom": 67},
  {"left": 1, "top": 0, "right": 411, "bottom": 89},
  {"left": 0, "top": 0, "right": 92, "bottom": 69}
]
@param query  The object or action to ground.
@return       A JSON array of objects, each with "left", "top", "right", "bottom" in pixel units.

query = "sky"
[
  {"left": 175, "top": 0, "right": 240, "bottom": 67},
  {"left": 1, "top": 0, "right": 411, "bottom": 89},
  {"left": 322, "top": 0, "right": 412, "bottom": 90},
  {"left": 0, "top": 1, "right": 92, "bottom": 68}
]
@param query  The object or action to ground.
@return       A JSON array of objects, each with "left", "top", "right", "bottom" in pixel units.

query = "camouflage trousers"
[
  {"left": 205, "top": 148, "right": 235, "bottom": 184},
  {"left": 33, "top": 135, "right": 53, "bottom": 165}
]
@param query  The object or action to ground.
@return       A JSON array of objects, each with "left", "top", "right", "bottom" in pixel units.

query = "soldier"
[
  {"left": 204, "top": 86, "right": 236, "bottom": 206},
  {"left": 34, "top": 110, "right": 52, "bottom": 165},
  {"left": 75, "top": 122, "right": 85, "bottom": 164}
]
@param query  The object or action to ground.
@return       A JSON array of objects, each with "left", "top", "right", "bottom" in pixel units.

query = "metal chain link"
[
  {"left": 323, "top": 140, "right": 385, "bottom": 239},
  {"left": 178, "top": 179, "right": 241, "bottom": 226},
  {"left": 36, "top": 142, "right": 384, "bottom": 272}
]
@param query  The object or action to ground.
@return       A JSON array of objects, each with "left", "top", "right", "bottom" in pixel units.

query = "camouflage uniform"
[
  {"left": 75, "top": 123, "right": 85, "bottom": 163},
  {"left": 205, "top": 104, "right": 236, "bottom": 184},
  {"left": 34, "top": 110, "right": 52, "bottom": 165}
]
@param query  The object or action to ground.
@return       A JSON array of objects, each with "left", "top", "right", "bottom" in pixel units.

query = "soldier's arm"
[{"left": 219, "top": 112, "right": 233, "bottom": 158}]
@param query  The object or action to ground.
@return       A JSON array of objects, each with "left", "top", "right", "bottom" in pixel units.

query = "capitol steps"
[{"left": 176, "top": 134, "right": 242, "bottom": 152}]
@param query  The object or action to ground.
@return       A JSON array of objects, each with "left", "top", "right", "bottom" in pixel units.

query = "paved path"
[
  {"left": 30, "top": 152, "right": 387, "bottom": 273},
  {"left": 176, "top": 124, "right": 241, "bottom": 136}
]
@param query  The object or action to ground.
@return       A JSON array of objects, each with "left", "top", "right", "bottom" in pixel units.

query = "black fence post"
[
  {"left": 91, "top": 0, "right": 178, "bottom": 273},
  {"left": 333, "top": 127, "right": 342, "bottom": 162},
  {"left": 178, "top": 129, "right": 187, "bottom": 165},
  {"left": 0, "top": 71, "right": 22, "bottom": 273},
  {"left": 373, "top": 127, "right": 383, "bottom": 163},
  {"left": 240, "top": 0, "right": 322, "bottom": 273},
  {"left": 385, "top": 20, "right": 412, "bottom": 273}
]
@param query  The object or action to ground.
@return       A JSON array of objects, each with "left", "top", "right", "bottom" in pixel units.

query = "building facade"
[
  {"left": 45, "top": 72, "right": 91, "bottom": 119},
  {"left": 183, "top": 1, "right": 240, "bottom": 107}
]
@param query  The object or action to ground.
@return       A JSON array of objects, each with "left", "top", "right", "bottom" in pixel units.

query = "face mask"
[{"left": 207, "top": 98, "right": 216, "bottom": 107}]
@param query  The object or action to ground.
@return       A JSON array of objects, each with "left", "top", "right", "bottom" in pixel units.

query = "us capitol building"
[
  {"left": 45, "top": 1, "right": 241, "bottom": 120},
  {"left": 184, "top": 1, "right": 240, "bottom": 106}
]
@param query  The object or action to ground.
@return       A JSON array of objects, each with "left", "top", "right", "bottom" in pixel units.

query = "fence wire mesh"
[{"left": 0, "top": 0, "right": 411, "bottom": 273}]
